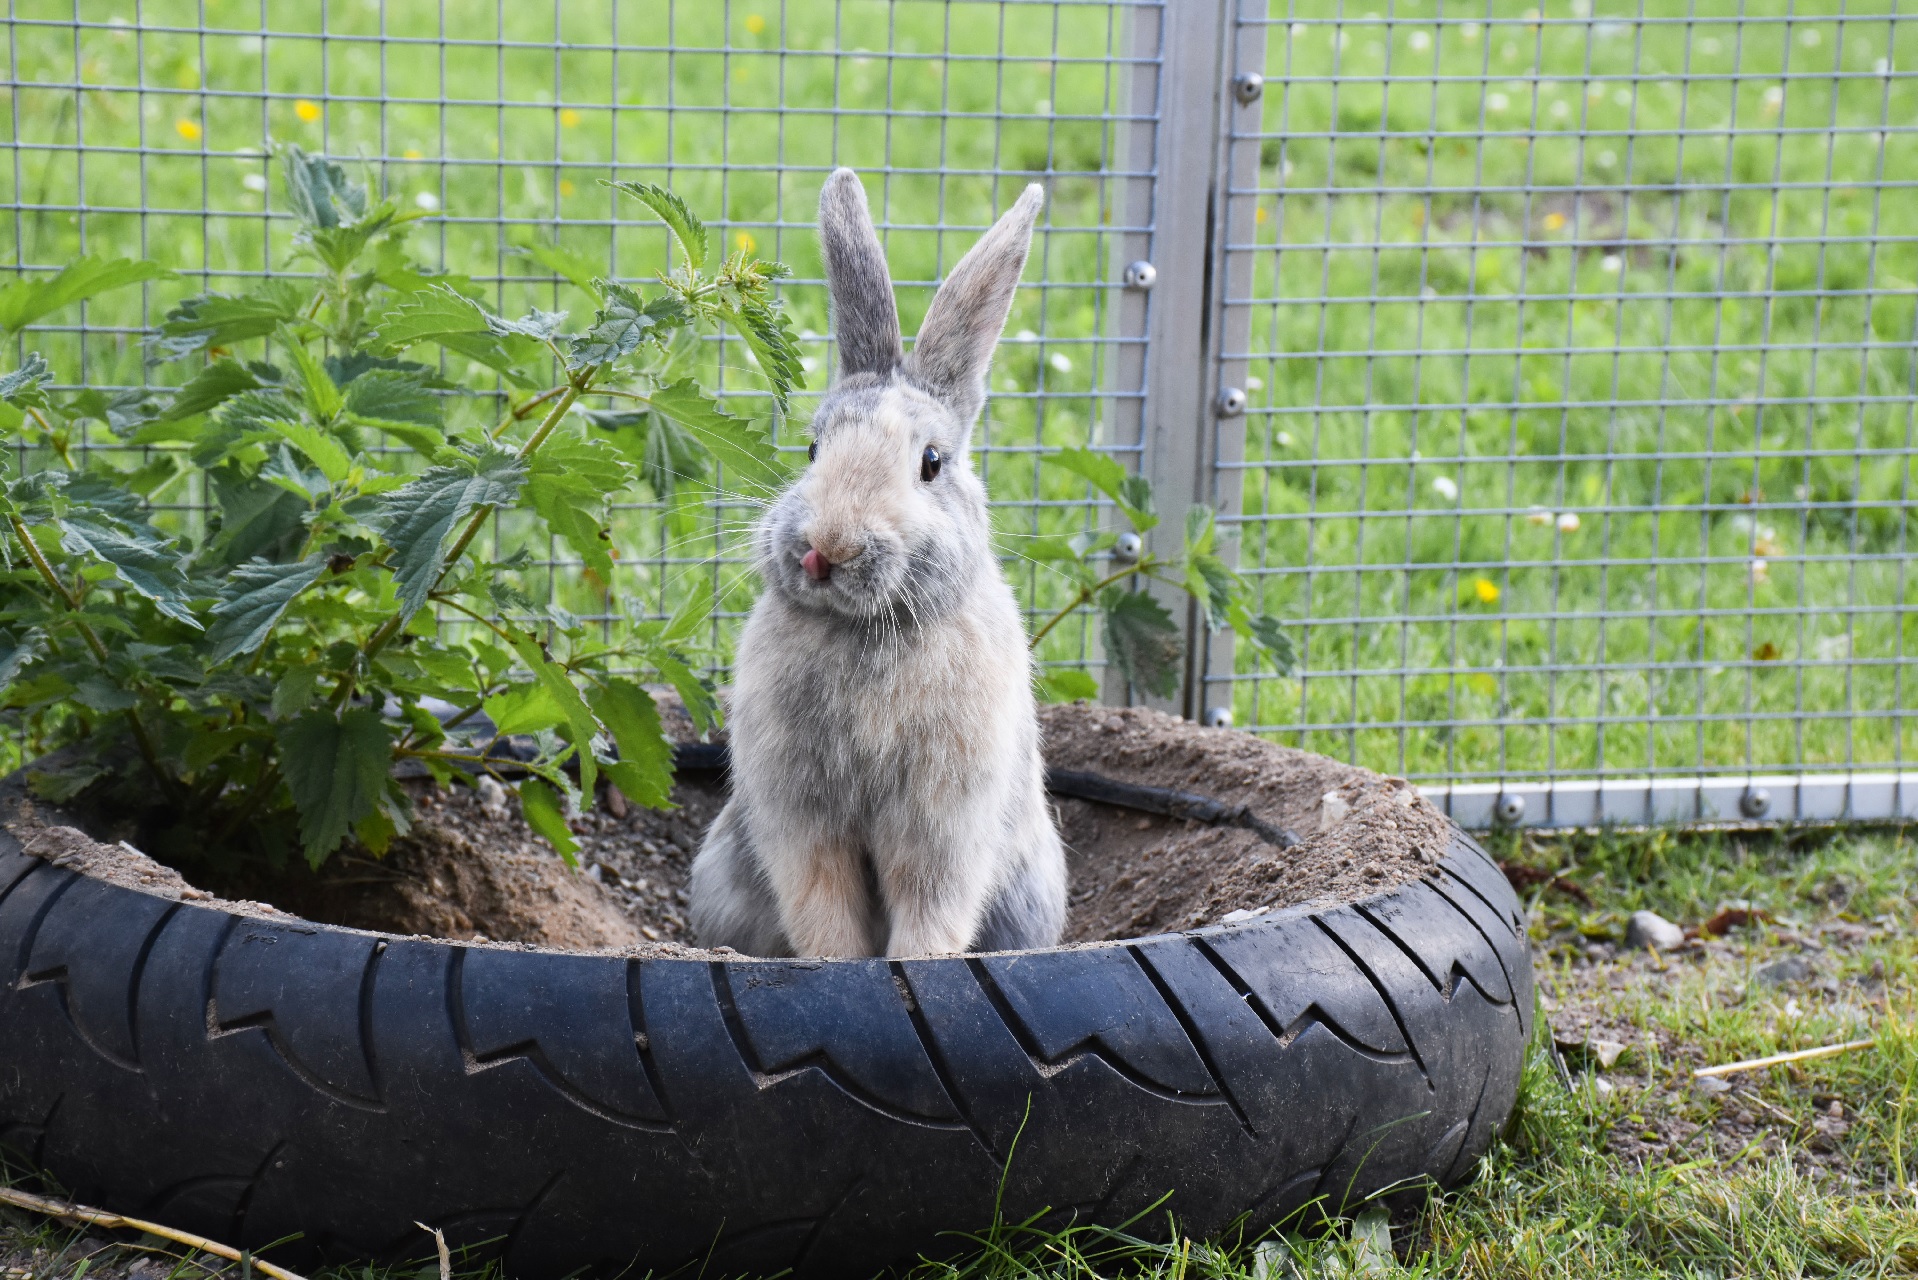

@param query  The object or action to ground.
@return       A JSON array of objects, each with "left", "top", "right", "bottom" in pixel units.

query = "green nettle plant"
[
  {"left": 0, "top": 146, "right": 797, "bottom": 869},
  {"left": 1026, "top": 448, "right": 1296, "bottom": 704}
]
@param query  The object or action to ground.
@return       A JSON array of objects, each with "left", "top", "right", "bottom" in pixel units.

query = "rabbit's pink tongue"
[{"left": 803, "top": 548, "right": 832, "bottom": 581}]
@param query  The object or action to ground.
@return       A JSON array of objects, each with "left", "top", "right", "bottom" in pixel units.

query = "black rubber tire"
[{"left": 0, "top": 787, "right": 1531, "bottom": 1278}]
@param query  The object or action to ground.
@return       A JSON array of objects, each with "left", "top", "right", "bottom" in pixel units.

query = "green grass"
[
  {"left": 5, "top": 823, "right": 1915, "bottom": 1277},
  {"left": 2, "top": 0, "right": 1915, "bottom": 783}
]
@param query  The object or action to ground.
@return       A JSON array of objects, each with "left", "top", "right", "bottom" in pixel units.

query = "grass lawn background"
[{"left": 1, "top": 0, "right": 1914, "bottom": 788}]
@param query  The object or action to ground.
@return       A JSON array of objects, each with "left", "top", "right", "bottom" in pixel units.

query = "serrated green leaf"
[
  {"left": 277, "top": 706, "right": 393, "bottom": 866},
  {"left": 607, "top": 181, "right": 708, "bottom": 269},
  {"left": 653, "top": 653, "right": 720, "bottom": 736},
  {"left": 0, "top": 257, "right": 172, "bottom": 335},
  {"left": 721, "top": 299, "right": 805, "bottom": 411},
  {"left": 1044, "top": 447, "right": 1128, "bottom": 502},
  {"left": 1243, "top": 613, "right": 1298, "bottom": 677},
  {"left": 506, "top": 632, "right": 601, "bottom": 796},
  {"left": 0, "top": 627, "right": 45, "bottom": 690},
  {"left": 73, "top": 675, "right": 138, "bottom": 712},
  {"left": 516, "top": 777, "right": 579, "bottom": 863},
  {"left": 287, "top": 344, "right": 344, "bottom": 422},
  {"left": 567, "top": 281, "right": 655, "bottom": 370},
  {"left": 372, "top": 285, "right": 540, "bottom": 385},
  {"left": 643, "top": 378, "right": 785, "bottom": 491},
  {"left": 280, "top": 144, "right": 368, "bottom": 231},
  {"left": 0, "top": 353, "right": 51, "bottom": 404},
  {"left": 371, "top": 447, "right": 528, "bottom": 621},
  {"left": 485, "top": 307, "right": 568, "bottom": 340},
  {"left": 271, "top": 664, "right": 321, "bottom": 719},
  {"left": 1118, "top": 474, "right": 1158, "bottom": 531},
  {"left": 163, "top": 358, "right": 264, "bottom": 421},
  {"left": 509, "top": 239, "right": 602, "bottom": 295},
  {"left": 1184, "top": 504, "right": 1217, "bottom": 557},
  {"left": 483, "top": 681, "right": 564, "bottom": 737},
  {"left": 57, "top": 516, "right": 202, "bottom": 628},
  {"left": 150, "top": 282, "right": 307, "bottom": 359},
  {"left": 1186, "top": 552, "right": 1240, "bottom": 633},
  {"left": 586, "top": 677, "right": 674, "bottom": 809},
  {"left": 524, "top": 438, "right": 633, "bottom": 581},
  {"left": 1035, "top": 667, "right": 1100, "bottom": 703},
  {"left": 340, "top": 371, "right": 438, "bottom": 426},
  {"left": 205, "top": 464, "right": 307, "bottom": 567},
  {"left": 205, "top": 555, "right": 330, "bottom": 664},
  {"left": 1099, "top": 586, "right": 1182, "bottom": 698},
  {"left": 262, "top": 418, "right": 352, "bottom": 485}
]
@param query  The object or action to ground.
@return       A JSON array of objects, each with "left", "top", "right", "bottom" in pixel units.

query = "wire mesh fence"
[
  {"left": 1202, "top": 0, "right": 1918, "bottom": 807},
  {"left": 4, "top": 0, "right": 1915, "bottom": 815},
  {"left": 1, "top": 0, "right": 1157, "bottom": 682}
]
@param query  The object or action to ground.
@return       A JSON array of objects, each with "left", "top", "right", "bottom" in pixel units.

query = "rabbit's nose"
[{"left": 802, "top": 548, "right": 832, "bottom": 581}]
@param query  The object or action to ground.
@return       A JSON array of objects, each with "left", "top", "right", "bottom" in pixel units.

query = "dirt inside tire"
[{"left": 8, "top": 701, "right": 1452, "bottom": 953}]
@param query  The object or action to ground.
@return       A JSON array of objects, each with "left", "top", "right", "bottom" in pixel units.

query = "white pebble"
[
  {"left": 242, "top": 172, "right": 268, "bottom": 193},
  {"left": 1431, "top": 475, "right": 1459, "bottom": 501},
  {"left": 1319, "top": 791, "right": 1350, "bottom": 831},
  {"left": 1557, "top": 511, "right": 1581, "bottom": 533},
  {"left": 476, "top": 775, "right": 508, "bottom": 816},
  {"left": 414, "top": 191, "right": 440, "bottom": 211}
]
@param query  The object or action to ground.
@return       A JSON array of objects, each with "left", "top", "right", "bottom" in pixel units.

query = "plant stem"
[
  {"left": 329, "top": 379, "right": 581, "bottom": 710},
  {"left": 1026, "top": 560, "right": 1159, "bottom": 651},
  {"left": 8, "top": 514, "right": 174, "bottom": 795}
]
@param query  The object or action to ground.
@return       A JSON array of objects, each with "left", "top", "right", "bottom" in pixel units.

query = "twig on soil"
[
  {"left": 0, "top": 1186, "right": 309, "bottom": 1280},
  {"left": 1695, "top": 1037, "right": 1877, "bottom": 1079}
]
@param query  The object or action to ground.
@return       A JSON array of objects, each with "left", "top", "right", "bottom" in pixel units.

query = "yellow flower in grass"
[
  {"left": 174, "top": 118, "right": 202, "bottom": 141},
  {"left": 560, "top": 108, "right": 581, "bottom": 128},
  {"left": 1542, "top": 211, "right": 1567, "bottom": 231},
  {"left": 559, "top": 179, "right": 577, "bottom": 197},
  {"left": 744, "top": 13, "right": 767, "bottom": 34},
  {"left": 294, "top": 98, "right": 321, "bottom": 123},
  {"left": 1472, "top": 577, "right": 1500, "bottom": 604},
  {"left": 734, "top": 230, "right": 757, "bottom": 254}
]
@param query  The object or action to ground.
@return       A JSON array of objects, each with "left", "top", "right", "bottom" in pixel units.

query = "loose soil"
[{"left": 4, "top": 701, "right": 1448, "bottom": 955}]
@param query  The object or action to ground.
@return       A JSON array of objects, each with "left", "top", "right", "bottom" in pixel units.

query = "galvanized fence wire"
[
  {"left": 1204, "top": 0, "right": 1918, "bottom": 794},
  {"left": 1, "top": 0, "right": 1161, "bottom": 676},
  {"left": 6, "top": 0, "right": 1916, "bottom": 806}
]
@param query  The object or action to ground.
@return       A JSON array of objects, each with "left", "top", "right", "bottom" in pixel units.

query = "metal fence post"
[{"left": 1122, "top": 0, "right": 1265, "bottom": 719}]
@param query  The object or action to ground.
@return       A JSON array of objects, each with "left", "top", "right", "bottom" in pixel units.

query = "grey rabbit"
[{"left": 688, "top": 168, "right": 1067, "bottom": 957}]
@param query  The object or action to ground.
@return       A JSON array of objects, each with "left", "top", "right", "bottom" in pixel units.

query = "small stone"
[
  {"left": 476, "top": 775, "right": 509, "bottom": 817},
  {"left": 1694, "top": 1075, "right": 1733, "bottom": 1097},
  {"left": 1362, "top": 861, "right": 1384, "bottom": 879},
  {"left": 603, "top": 784, "right": 628, "bottom": 819},
  {"left": 1102, "top": 715, "right": 1125, "bottom": 733},
  {"left": 1221, "top": 908, "right": 1258, "bottom": 923},
  {"left": 1624, "top": 910, "right": 1685, "bottom": 952},
  {"left": 1828, "top": 1099, "right": 1844, "bottom": 1118},
  {"left": 1592, "top": 1076, "right": 1613, "bottom": 1094},
  {"left": 1756, "top": 955, "right": 1813, "bottom": 986},
  {"left": 1590, "top": 1038, "right": 1626, "bottom": 1068},
  {"left": 1318, "top": 791, "right": 1350, "bottom": 831},
  {"left": 1134, "top": 817, "right": 1153, "bottom": 831}
]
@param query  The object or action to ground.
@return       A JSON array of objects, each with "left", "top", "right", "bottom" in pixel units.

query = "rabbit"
[{"left": 689, "top": 168, "right": 1067, "bottom": 959}]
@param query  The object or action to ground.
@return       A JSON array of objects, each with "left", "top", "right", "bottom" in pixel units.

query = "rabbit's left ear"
[{"left": 904, "top": 183, "right": 1044, "bottom": 430}]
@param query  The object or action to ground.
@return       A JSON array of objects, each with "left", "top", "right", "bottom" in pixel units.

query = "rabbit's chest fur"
[{"left": 730, "top": 572, "right": 1036, "bottom": 823}]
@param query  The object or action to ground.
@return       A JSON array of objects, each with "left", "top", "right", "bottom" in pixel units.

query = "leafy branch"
[
  {"left": 0, "top": 147, "right": 796, "bottom": 871},
  {"left": 1030, "top": 448, "right": 1297, "bottom": 702}
]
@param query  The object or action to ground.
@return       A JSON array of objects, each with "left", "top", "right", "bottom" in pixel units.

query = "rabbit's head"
[{"left": 757, "top": 168, "right": 1042, "bottom": 623}]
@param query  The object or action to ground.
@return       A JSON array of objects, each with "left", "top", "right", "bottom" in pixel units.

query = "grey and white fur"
[{"left": 688, "top": 169, "right": 1066, "bottom": 958}]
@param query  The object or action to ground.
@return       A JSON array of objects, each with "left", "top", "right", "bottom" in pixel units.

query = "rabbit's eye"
[
  {"left": 808, "top": 440, "right": 819, "bottom": 463},
  {"left": 920, "top": 445, "right": 942, "bottom": 483}
]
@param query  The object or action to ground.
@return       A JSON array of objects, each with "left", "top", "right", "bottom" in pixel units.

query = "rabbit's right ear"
[{"left": 818, "top": 169, "right": 903, "bottom": 380}]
